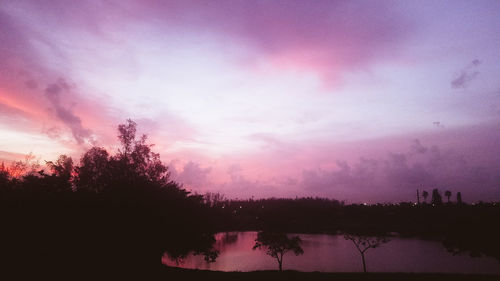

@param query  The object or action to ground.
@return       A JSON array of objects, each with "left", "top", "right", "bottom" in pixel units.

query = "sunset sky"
[{"left": 1, "top": 0, "right": 500, "bottom": 202}]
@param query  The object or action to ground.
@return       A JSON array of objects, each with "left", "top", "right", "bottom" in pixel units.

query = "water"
[{"left": 163, "top": 231, "right": 500, "bottom": 274}]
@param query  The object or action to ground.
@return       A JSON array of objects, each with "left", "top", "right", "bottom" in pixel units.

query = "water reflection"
[{"left": 163, "top": 231, "right": 500, "bottom": 274}]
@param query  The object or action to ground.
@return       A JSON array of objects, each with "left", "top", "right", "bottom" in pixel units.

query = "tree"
[
  {"left": 46, "top": 155, "right": 74, "bottom": 192},
  {"left": 444, "top": 190, "right": 452, "bottom": 203},
  {"left": 431, "top": 188, "right": 443, "bottom": 206},
  {"left": 113, "top": 119, "right": 170, "bottom": 189},
  {"left": 74, "top": 119, "right": 171, "bottom": 194},
  {"left": 456, "top": 192, "right": 463, "bottom": 205},
  {"left": 422, "top": 191, "right": 429, "bottom": 203},
  {"left": 0, "top": 162, "right": 11, "bottom": 189},
  {"left": 7, "top": 153, "right": 40, "bottom": 178},
  {"left": 253, "top": 231, "right": 304, "bottom": 272},
  {"left": 74, "top": 147, "right": 110, "bottom": 193},
  {"left": 344, "top": 234, "right": 390, "bottom": 273}
]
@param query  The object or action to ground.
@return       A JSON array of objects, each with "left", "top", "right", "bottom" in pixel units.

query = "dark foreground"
[
  {"left": 6, "top": 266, "right": 500, "bottom": 280},
  {"left": 159, "top": 267, "right": 500, "bottom": 281}
]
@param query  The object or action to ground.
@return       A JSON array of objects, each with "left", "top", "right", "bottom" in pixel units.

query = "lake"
[{"left": 163, "top": 231, "right": 500, "bottom": 274}]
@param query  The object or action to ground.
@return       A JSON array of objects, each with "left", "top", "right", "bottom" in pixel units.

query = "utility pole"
[{"left": 417, "top": 189, "right": 420, "bottom": 205}]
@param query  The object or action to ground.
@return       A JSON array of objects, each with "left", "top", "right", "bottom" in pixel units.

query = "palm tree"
[
  {"left": 422, "top": 191, "right": 429, "bottom": 203},
  {"left": 445, "top": 190, "right": 452, "bottom": 203}
]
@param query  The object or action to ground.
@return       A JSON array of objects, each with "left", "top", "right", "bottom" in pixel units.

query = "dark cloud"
[
  {"left": 44, "top": 79, "right": 91, "bottom": 144},
  {"left": 432, "top": 121, "right": 445, "bottom": 128},
  {"left": 451, "top": 59, "right": 482, "bottom": 89},
  {"left": 471, "top": 59, "right": 481, "bottom": 67}
]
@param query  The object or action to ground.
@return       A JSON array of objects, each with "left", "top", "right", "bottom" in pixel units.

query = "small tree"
[
  {"left": 422, "top": 191, "right": 429, "bottom": 203},
  {"left": 444, "top": 190, "right": 452, "bottom": 203},
  {"left": 344, "top": 234, "right": 390, "bottom": 273},
  {"left": 253, "top": 232, "right": 304, "bottom": 272}
]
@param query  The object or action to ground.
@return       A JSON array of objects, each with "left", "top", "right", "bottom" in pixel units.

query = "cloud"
[
  {"left": 299, "top": 138, "right": 500, "bottom": 202},
  {"left": 42, "top": 126, "right": 62, "bottom": 140},
  {"left": 2, "top": 1, "right": 411, "bottom": 87},
  {"left": 44, "top": 79, "right": 92, "bottom": 144},
  {"left": 168, "top": 160, "right": 283, "bottom": 199},
  {"left": 169, "top": 161, "right": 212, "bottom": 190},
  {"left": 155, "top": 0, "right": 410, "bottom": 85},
  {"left": 433, "top": 121, "right": 445, "bottom": 129},
  {"left": 451, "top": 59, "right": 482, "bottom": 89},
  {"left": 0, "top": 150, "right": 28, "bottom": 163},
  {"left": 220, "top": 164, "right": 279, "bottom": 199},
  {"left": 410, "top": 139, "right": 428, "bottom": 154}
]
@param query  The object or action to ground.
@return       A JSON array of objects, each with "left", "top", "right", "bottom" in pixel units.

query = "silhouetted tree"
[
  {"left": 111, "top": 119, "right": 171, "bottom": 190},
  {"left": 431, "top": 188, "right": 443, "bottom": 206},
  {"left": 422, "top": 191, "right": 429, "bottom": 203},
  {"left": 457, "top": 192, "right": 463, "bottom": 205},
  {"left": 444, "top": 190, "right": 452, "bottom": 203},
  {"left": 74, "top": 147, "right": 110, "bottom": 193},
  {"left": 45, "top": 155, "right": 74, "bottom": 192},
  {"left": 344, "top": 234, "right": 390, "bottom": 273},
  {"left": 0, "top": 162, "right": 10, "bottom": 189},
  {"left": 253, "top": 231, "right": 304, "bottom": 272},
  {"left": 7, "top": 153, "right": 40, "bottom": 178}
]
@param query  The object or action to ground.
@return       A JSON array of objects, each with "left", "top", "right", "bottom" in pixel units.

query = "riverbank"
[{"left": 162, "top": 267, "right": 500, "bottom": 281}]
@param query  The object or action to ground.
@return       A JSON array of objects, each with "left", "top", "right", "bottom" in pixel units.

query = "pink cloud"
[
  {"left": 170, "top": 122, "right": 500, "bottom": 202},
  {"left": 4, "top": 1, "right": 410, "bottom": 85},
  {"left": 138, "top": 0, "right": 411, "bottom": 85}
]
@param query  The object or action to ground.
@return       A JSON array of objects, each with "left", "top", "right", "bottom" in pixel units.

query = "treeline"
[{"left": 0, "top": 120, "right": 217, "bottom": 277}]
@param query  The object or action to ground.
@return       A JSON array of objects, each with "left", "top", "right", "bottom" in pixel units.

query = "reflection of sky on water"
[{"left": 163, "top": 231, "right": 500, "bottom": 274}]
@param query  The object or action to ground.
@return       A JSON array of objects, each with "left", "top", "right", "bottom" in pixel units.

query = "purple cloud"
[
  {"left": 451, "top": 59, "right": 482, "bottom": 89},
  {"left": 44, "top": 79, "right": 92, "bottom": 144}
]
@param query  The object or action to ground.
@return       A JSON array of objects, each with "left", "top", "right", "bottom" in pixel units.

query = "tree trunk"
[
  {"left": 361, "top": 252, "right": 367, "bottom": 273},
  {"left": 278, "top": 252, "right": 283, "bottom": 272}
]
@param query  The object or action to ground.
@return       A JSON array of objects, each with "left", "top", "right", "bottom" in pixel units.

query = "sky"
[{"left": 1, "top": 0, "right": 500, "bottom": 202}]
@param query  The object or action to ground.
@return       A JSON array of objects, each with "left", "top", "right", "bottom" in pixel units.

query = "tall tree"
[
  {"left": 253, "top": 232, "right": 304, "bottom": 272},
  {"left": 113, "top": 119, "right": 170, "bottom": 189}
]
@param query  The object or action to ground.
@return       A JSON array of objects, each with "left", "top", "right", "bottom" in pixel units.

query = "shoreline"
[{"left": 162, "top": 267, "right": 500, "bottom": 281}]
